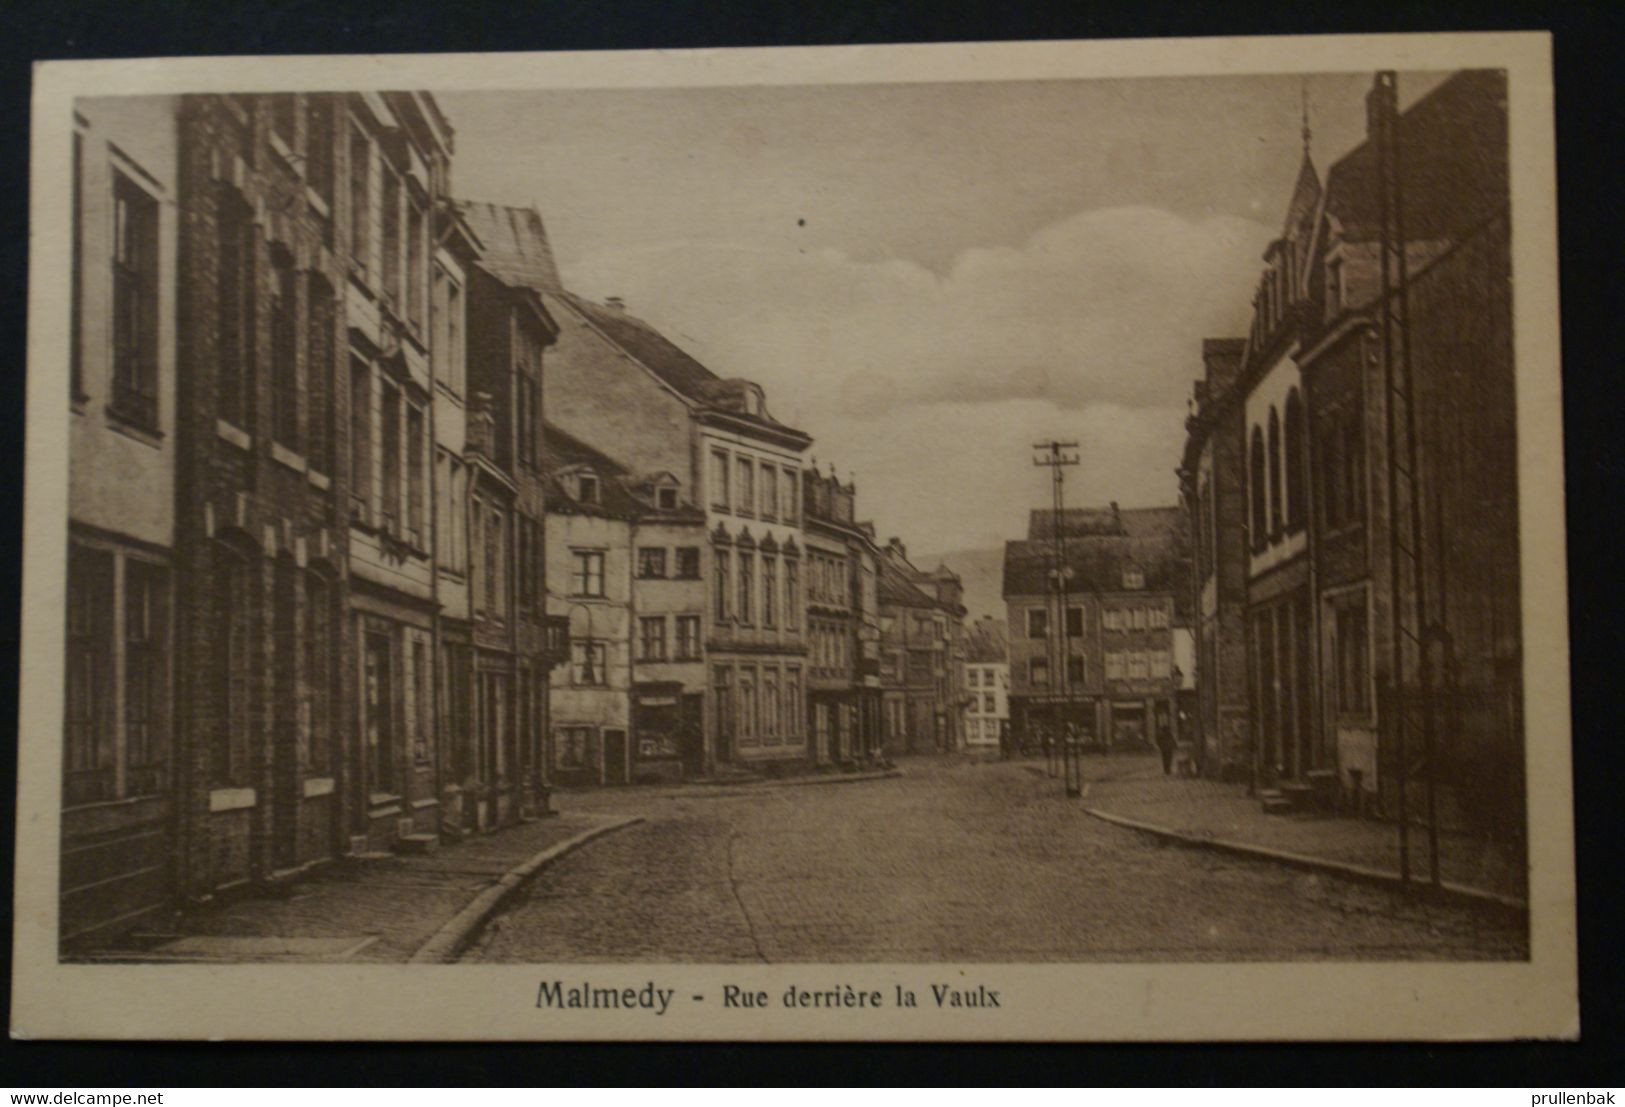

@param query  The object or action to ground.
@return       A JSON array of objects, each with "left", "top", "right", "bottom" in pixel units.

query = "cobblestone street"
[{"left": 466, "top": 759, "right": 1528, "bottom": 962}]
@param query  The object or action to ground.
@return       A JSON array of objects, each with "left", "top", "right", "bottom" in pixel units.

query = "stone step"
[{"left": 394, "top": 833, "right": 440, "bottom": 856}]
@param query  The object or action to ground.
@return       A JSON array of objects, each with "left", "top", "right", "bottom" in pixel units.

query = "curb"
[
  {"left": 1080, "top": 804, "right": 1528, "bottom": 915},
  {"left": 672, "top": 768, "right": 902, "bottom": 798},
  {"left": 408, "top": 815, "right": 644, "bottom": 963}
]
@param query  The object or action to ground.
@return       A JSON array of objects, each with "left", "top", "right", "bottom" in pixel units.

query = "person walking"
[{"left": 1156, "top": 721, "right": 1176, "bottom": 776}]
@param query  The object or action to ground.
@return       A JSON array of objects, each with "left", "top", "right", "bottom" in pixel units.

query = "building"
[
  {"left": 877, "top": 540, "right": 966, "bottom": 755},
  {"left": 962, "top": 616, "right": 1010, "bottom": 752},
  {"left": 62, "top": 95, "right": 181, "bottom": 946},
  {"left": 802, "top": 465, "right": 880, "bottom": 766},
  {"left": 1178, "top": 338, "right": 1251, "bottom": 778},
  {"left": 1297, "top": 70, "right": 1518, "bottom": 824},
  {"left": 1003, "top": 505, "right": 1191, "bottom": 751},
  {"left": 541, "top": 422, "right": 708, "bottom": 786}
]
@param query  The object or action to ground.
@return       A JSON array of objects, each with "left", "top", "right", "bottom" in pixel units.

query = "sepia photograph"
[{"left": 12, "top": 33, "right": 1573, "bottom": 1040}]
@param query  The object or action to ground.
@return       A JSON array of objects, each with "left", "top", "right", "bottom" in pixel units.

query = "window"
[
  {"left": 431, "top": 267, "right": 465, "bottom": 395},
  {"left": 406, "top": 199, "right": 425, "bottom": 331},
  {"left": 676, "top": 616, "right": 701, "bottom": 660},
  {"left": 577, "top": 473, "right": 599, "bottom": 505},
  {"left": 1103, "top": 608, "right": 1121, "bottom": 631},
  {"left": 984, "top": 692, "right": 996, "bottom": 714},
  {"left": 1066, "top": 656, "right": 1084, "bottom": 686},
  {"left": 1150, "top": 606, "right": 1170, "bottom": 629},
  {"left": 306, "top": 97, "right": 333, "bottom": 203},
  {"left": 406, "top": 405, "right": 425, "bottom": 546},
  {"left": 556, "top": 726, "right": 590, "bottom": 769},
  {"left": 349, "top": 126, "right": 370, "bottom": 274},
  {"left": 216, "top": 187, "right": 255, "bottom": 429},
  {"left": 1123, "top": 568, "right": 1145, "bottom": 590},
  {"left": 1028, "top": 658, "right": 1049, "bottom": 687},
  {"left": 1152, "top": 650, "right": 1172, "bottom": 679},
  {"left": 380, "top": 163, "right": 401, "bottom": 304},
  {"left": 738, "top": 550, "right": 754, "bottom": 625},
  {"left": 123, "top": 560, "right": 166, "bottom": 797},
  {"left": 1342, "top": 413, "right": 1366, "bottom": 525},
  {"left": 762, "top": 669, "right": 779, "bottom": 740},
  {"left": 1284, "top": 389, "right": 1305, "bottom": 531},
  {"left": 736, "top": 457, "right": 755, "bottom": 515},
  {"left": 64, "top": 546, "right": 113, "bottom": 805},
  {"left": 1065, "top": 606, "right": 1084, "bottom": 638},
  {"left": 674, "top": 547, "right": 701, "bottom": 579},
  {"left": 715, "top": 548, "right": 730, "bottom": 622},
  {"left": 1267, "top": 405, "right": 1283, "bottom": 537},
  {"left": 782, "top": 469, "right": 798, "bottom": 523},
  {"left": 712, "top": 666, "right": 733, "bottom": 742},
  {"left": 1334, "top": 594, "right": 1371, "bottom": 714},
  {"left": 1027, "top": 608, "right": 1048, "bottom": 640},
  {"left": 379, "top": 383, "right": 401, "bottom": 531},
  {"left": 967, "top": 668, "right": 979, "bottom": 688},
  {"left": 1129, "top": 652, "right": 1149, "bottom": 680},
  {"left": 270, "top": 251, "right": 298, "bottom": 449},
  {"left": 637, "top": 547, "right": 667, "bottom": 579},
  {"left": 785, "top": 559, "right": 799, "bottom": 631},
  {"left": 571, "top": 640, "right": 607, "bottom": 686},
  {"left": 271, "top": 94, "right": 296, "bottom": 150},
  {"left": 469, "top": 500, "right": 484, "bottom": 613},
  {"left": 760, "top": 464, "right": 777, "bottom": 519},
  {"left": 516, "top": 375, "right": 538, "bottom": 468},
  {"left": 304, "top": 571, "right": 332, "bottom": 774},
  {"left": 571, "top": 549, "right": 605, "bottom": 598},
  {"left": 212, "top": 545, "right": 252, "bottom": 787},
  {"left": 486, "top": 510, "right": 505, "bottom": 617},
  {"left": 111, "top": 172, "right": 160, "bottom": 430},
  {"left": 762, "top": 556, "right": 777, "bottom": 628},
  {"left": 657, "top": 486, "right": 678, "bottom": 511},
  {"left": 1105, "top": 652, "right": 1124, "bottom": 681},
  {"left": 710, "top": 448, "right": 730, "bottom": 509},
  {"left": 639, "top": 616, "right": 667, "bottom": 662},
  {"left": 785, "top": 668, "right": 802, "bottom": 736},
  {"left": 350, "top": 358, "right": 371, "bottom": 518},
  {"left": 1130, "top": 607, "right": 1146, "bottom": 631},
  {"left": 411, "top": 639, "right": 429, "bottom": 764},
  {"left": 738, "top": 667, "right": 757, "bottom": 739},
  {"left": 1249, "top": 426, "right": 1267, "bottom": 550},
  {"left": 306, "top": 278, "right": 334, "bottom": 473}
]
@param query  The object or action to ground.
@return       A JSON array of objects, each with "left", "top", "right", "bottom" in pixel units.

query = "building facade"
[
  {"left": 62, "top": 95, "right": 182, "bottom": 945},
  {"left": 963, "top": 615, "right": 1010, "bottom": 752},
  {"left": 876, "top": 541, "right": 966, "bottom": 756},
  {"left": 1003, "top": 506, "right": 1190, "bottom": 752}
]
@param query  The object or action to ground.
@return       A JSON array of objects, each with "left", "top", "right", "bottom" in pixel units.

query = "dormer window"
[
  {"left": 577, "top": 473, "right": 600, "bottom": 505},
  {"left": 657, "top": 486, "right": 677, "bottom": 511},
  {"left": 1123, "top": 568, "right": 1145, "bottom": 590}
]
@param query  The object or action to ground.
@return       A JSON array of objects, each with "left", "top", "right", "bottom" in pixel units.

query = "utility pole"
[{"left": 1034, "top": 441, "right": 1080, "bottom": 796}]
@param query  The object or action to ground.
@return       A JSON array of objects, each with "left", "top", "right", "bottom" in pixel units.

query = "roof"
[
  {"left": 1321, "top": 70, "right": 1508, "bottom": 245},
  {"left": 1004, "top": 506, "right": 1190, "bottom": 614},
  {"left": 560, "top": 292, "right": 811, "bottom": 443},
  {"left": 541, "top": 421, "right": 703, "bottom": 523},
  {"left": 964, "top": 617, "right": 1008, "bottom": 664},
  {"left": 456, "top": 200, "right": 565, "bottom": 295},
  {"left": 1027, "top": 505, "right": 1183, "bottom": 542},
  {"left": 878, "top": 556, "right": 940, "bottom": 610}
]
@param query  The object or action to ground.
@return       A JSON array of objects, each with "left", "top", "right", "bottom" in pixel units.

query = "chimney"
[{"left": 604, "top": 296, "right": 626, "bottom": 311}]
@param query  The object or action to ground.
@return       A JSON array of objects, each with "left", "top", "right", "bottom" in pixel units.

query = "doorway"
[{"left": 603, "top": 728, "right": 628, "bottom": 785}]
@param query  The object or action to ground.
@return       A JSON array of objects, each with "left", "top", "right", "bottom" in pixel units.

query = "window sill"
[
  {"left": 216, "top": 419, "right": 252, "bottom": 451},
  {"left": 302, "top": 776, "right": 336, "bottom": 798},
  {"left": 307, "top": 468, "right": 331, "bottom": 491},
  {"left": 209, "top": 786, "right": 256, "bottom": 813},
  {"left": 271, "top": 441, "right": 307, "bottom": 473}
]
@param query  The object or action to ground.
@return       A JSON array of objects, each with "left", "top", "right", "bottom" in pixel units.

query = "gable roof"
[
  {"left": 878, "top": 556, "right": 940, "bottom": 610},
  {"left": 457, "top": 200, "right": 565, "bottom": 295},
  {"left": 1005, "top": 505, "right": 1189, "bottom": 614},
  {"left": 541, "top": 420, "right": 703, "bottom": 522},
  {"left": 964, "top": 617, "right": 1008, "bottom": 664}
]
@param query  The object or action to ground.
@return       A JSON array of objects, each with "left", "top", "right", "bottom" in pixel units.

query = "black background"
[{"left": 0, "top": 0, "right": 1619, "bottom": 1087}]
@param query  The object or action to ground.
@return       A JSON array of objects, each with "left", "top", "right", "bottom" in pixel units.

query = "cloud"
[{"left": 563, "top": 204, "right": 1273, "bottom": 429}]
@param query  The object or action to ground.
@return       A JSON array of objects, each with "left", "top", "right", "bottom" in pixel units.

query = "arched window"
[
  {"left": 1284, "top": 389, "right": 1306, "bottom": 531},
  {"left": 1249, "top": 426, "right": 1267, "bottom": 552},
  {"left": 1267, "top": 406, "right": 1283, "bottom": 538}
]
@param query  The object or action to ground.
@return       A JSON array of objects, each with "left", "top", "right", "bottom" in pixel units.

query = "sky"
[{"left": 439, "top": 70, "right": 1446, "bottom": 559}]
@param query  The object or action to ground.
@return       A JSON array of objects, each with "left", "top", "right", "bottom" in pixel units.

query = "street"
[{"left": 465, "top": 759, "right": 1528, "bottom": 962}]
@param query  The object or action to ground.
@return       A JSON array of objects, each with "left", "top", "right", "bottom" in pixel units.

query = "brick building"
[
  {"left": 1178, "top": 338, "right": 1251, "bottom": 778},
  {"left": 1003, "top": 505, "right": 1191, "bottom": 751}
]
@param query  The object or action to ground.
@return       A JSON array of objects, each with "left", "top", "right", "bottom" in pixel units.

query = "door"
[
  {"left": 679, "top": 694, "right": 705, "bottom": 777},
  {"left": 603, "top": 728, "right": 627, "bottom": 785},
  {"left": 364, "top": 633, "right": 394, "bottom": 797}
]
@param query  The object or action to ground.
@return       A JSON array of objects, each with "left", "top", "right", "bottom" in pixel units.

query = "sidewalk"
[
  {"left": 78, "top": 812, "right": 640, "bottom": 964},
  {"left": 1076, "top": 753, "right": 1527, "bottom": 907}
]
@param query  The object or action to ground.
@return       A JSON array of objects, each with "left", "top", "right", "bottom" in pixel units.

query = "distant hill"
[{"left": 915, "top": 546, "right": 1007, "bottom": 626}]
